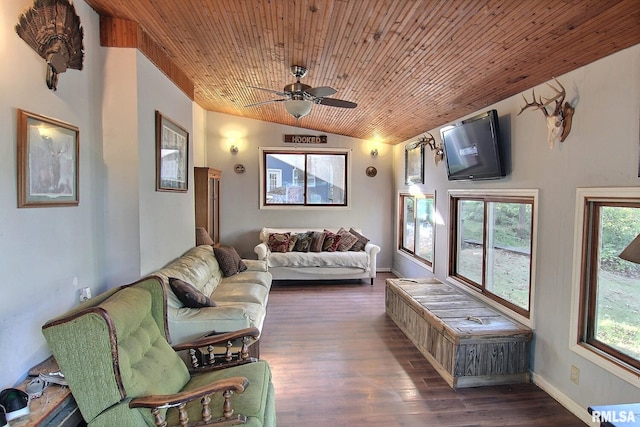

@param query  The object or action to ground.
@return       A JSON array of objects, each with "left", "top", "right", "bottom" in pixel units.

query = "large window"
[
  {"left": 576, "top": 195, "right": 640, "bottom": 372},
  {"left": 261, "top": 149, "right": 348, "bottom": 207},
  {"left": 449, "top": 190, "right": 537, "bottom": 318},
  {"left": 399, "top": 194, "right": 435, "bottom": 267}
]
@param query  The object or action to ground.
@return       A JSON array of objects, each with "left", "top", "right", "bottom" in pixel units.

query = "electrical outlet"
[
  {"left": 570, "top": 365, "right": 580, "bottom": 384},
  {"left": 80, "top": 287, "right": 92, "bottom": 302}
]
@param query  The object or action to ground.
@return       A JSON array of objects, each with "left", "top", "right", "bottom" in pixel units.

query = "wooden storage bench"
[{"left": 385, "top": 278, "right": 533, "bottom": 389}]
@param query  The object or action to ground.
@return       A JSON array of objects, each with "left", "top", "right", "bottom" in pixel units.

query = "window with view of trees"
[
  {"left": 578, "top": 198, "right": 640, "bottom": 371},
  {"left": 261, "top": 150, "right": 348, "bottom": 207},
  {"left": 449, "top": 191, "right": 537, "bottom": 318},
  {"left": 399, "top": 194, "right": 435, "bottom": 267}
]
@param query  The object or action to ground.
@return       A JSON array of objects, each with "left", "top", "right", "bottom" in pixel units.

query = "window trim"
[
  {"left": 259, "top": 147, "right": 351, "bottom": 210},
  {"left": 569, "top": 187, "right": 640, "bottom": 386},
  {"left": 398, "top": 193, "right": 435, "bottom": 270},
  {"left": 447, "top": 189, "right": 538, "bottom": 327}
]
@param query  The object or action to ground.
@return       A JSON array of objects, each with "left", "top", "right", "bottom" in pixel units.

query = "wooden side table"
[{"left": 12, "top": 357, "right": 84, "bottom": 427}]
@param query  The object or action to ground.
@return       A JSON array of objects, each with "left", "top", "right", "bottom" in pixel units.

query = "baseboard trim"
[{"left": 531, "top": 372, "right": 597, "bottom": 425}]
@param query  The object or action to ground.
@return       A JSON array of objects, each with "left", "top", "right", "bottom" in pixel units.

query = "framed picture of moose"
[{"left": 17, "top": 109, "right": 79, "bottom": 207}]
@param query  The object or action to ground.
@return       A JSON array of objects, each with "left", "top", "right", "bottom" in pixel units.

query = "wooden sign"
[{"left": 284, "top": 134, "right": 327, "bottom": 144}]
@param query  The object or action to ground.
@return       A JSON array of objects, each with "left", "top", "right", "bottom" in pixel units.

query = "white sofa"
[{"left": 254, "top": 227, "right": 380, "bottom": 285}]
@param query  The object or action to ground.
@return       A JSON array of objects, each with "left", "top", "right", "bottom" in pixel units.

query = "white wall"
[
  {"left": 0, "top": 0, "right": 197, "bottom": 388},
  {"left": 204, "top": 112, "right": 394, "bottom": 267},
  {"left": 0, "top": 0, "right": 104, "bottom": 387},
  {"left": 392, "top": 44, "right": 640, "bottom": 421}
]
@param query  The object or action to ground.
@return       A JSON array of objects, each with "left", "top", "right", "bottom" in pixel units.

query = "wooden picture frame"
[
  {"left": 156, "top": 110, "right": 189, "bottom": 192},
  {"left": 17, "top": 109, "right": 79, "bottom": 207},
  {"left": 405, "top": 141, "right": 424, "bottom": 185}
]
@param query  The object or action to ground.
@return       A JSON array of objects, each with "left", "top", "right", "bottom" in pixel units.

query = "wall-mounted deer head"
[
  {"left": 518, "top": 77, "right": 575, "bottom": 148},
  {"left": 420, "top": 133, "right": 444, "bottom": 165}
]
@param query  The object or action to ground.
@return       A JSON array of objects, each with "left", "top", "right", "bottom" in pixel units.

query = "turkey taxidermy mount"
[{"left": 15, "top": 0, "right": 84, "bottom": 91}]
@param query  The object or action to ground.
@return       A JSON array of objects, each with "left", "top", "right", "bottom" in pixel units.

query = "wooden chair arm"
[
  {"left": 172, "top": 327, "right": 260, "bottom": 351},
  {"left": 129, "top": 377, "right": 250, "bottom": 427},
  {"left": 173, "top": 327, "right": 260, "bottom": 372},
  {"left": 129, "top": 376, "right": 248, "bottom": 409}
]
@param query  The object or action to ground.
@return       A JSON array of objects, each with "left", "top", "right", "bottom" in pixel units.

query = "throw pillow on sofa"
[
  {"left": 288, "top": 234, "right": 299, "bottom": 251},
  {"left": 213, "top": 246, "right": 248, "bottom": 277},
  {"left": 195, "top": 227, "right": 214, "bottom": 246},
  {"left": 293, "top": 232, "right": 312, "bottom": 252},
  {"left": 336, "top": 228, "right": 359, "bottom": 251},
  {"left": 268, "top": 232, "right": 291, "bottom": 253},
  {"left": 349, "top": 228, "right": 370, "bottom": 251},
  {"left": 322, "top": 230, "right": 342, "bottom": 252},
  {"left": 169, "top": 277, "right": 217, "bottom": 308},
  {"left": 310, "top": 231, "right": 326, "bottom": 252}
]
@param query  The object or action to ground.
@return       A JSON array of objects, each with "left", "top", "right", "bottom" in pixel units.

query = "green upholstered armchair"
[{"left": 42, "top": 276, "right": 276, "bottom": 427}]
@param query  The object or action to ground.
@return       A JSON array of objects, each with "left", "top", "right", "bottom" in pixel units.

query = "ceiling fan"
[{"left": 245, "top": 65, "right": 357, "bottom": 119}]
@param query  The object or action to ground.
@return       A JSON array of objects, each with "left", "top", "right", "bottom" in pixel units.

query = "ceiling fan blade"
[
  {"left": 306, "top": 86, "right": 337, "bottom": 98},
  {"left": 316, "top": 97, "right": 357, "bottom": 108},
  {"left": 248, "top": 86, "right": 289, "bottom": 97},
  {"left": 244, "top": 98, "right": 287, "bottom": 108}
]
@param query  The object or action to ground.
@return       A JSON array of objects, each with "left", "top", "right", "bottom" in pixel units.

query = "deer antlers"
[
  {"left": 419, "top": 133, "right": 444, "bottom": 165},
  {"left": 518, "top": 77, "right": 575, "bottom": 148}
]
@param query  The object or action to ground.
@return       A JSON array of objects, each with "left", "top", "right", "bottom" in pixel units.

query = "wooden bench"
[{"left": 385, "top": 278, "right": 533, "bottom": 389}]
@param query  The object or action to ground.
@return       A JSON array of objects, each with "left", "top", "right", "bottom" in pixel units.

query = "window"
[
  {"left": 399, "top": 194, "right": 435, "bottom": 267},
  {"left": 449, "top": 190, "right": 537, "bottom": 318},
  {"left": 261, "top": 149, "right": 348, "bottom": 207},
  {"left": 577, "top": 196, "right": 640, "bottom": 372}
]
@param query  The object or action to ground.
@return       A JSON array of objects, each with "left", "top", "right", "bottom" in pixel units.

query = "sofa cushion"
[
  {"left": 268, "top": 232, "right": 290, "bottom": 253},
  {"left": 336, "top": 228, "right": 359, "bottom": 251},
  {"left": 154, "top": 247, "right": 223, "bottom": 310},
  {"left": 293, "top": 232, "right": 312, "bottom": 252},
  {"left": 349, "top": 228, "right": 370, "bottom": 251},
  {"left": 213, "top": 246, "right": 247, "bottom": 277},
  {"left": 213, "top": 282, "right": 270, "bottom": 305},
  {"left": 221, "top": 271, "right": 272, "bottom": 289},
  {"left": 322, "top": 230, "right": 341, "bottom": 252},
  {"left": 169, "top": 278, "right": 217, "bottom": 308},
  {"left": 310, "top": 231, "right": 325, "bottom": 252}
]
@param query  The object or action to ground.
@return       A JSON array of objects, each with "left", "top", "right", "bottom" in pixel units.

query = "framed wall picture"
[
  {"left": 156, "top": 110, "right": 189, "bottom": 192},
  {"left": 405, "top": 141, "right": 424, "bottom": 185},
  {"left": 17, "top": 109, "right": 79, "bottom": 207}
]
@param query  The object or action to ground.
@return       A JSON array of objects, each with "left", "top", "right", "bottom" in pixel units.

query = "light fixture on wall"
[
  {"left": 284, "top": 99, "right": 312, "bottom": 119},
  {"left": 370, "top": 148, "right": 379, "bottom": 157},
  {"left": 230, "top": 145, "right": 239, "bottom": 154},
  {"left": 619, "top": 234, "right": 640, "bottom": 264}
]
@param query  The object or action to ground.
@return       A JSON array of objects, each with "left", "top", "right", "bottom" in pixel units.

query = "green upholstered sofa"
[
  {"left": 42, "top": 276, "right": 276, "bottom": 427},
  {"left": 151, "top": 245, "right": 272, "bottom": 346}
]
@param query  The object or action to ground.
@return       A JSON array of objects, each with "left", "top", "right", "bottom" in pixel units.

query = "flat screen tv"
[{"left": 440, "top": 110, "right": 506, "bottom": 181}]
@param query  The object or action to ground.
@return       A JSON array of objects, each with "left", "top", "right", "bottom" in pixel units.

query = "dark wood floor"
[{"left": 259, "top": 272, "right": 585, "bottom": 426}]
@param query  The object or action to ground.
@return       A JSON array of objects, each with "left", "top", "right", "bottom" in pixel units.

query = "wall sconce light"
[
  {"left": 370, "top": 148, "right": 379, "bottom": 157},
  {"left": 230, "top": 145, "right": 239, "bottom": 154}
]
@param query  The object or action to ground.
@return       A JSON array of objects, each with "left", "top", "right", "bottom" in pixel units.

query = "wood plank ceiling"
[{"left": 83, "top": 0, "right": 640, "bottom": 145}]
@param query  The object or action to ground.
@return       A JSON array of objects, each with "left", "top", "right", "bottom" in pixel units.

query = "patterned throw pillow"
[
  {"left": 288, "top": 234, "right": 299, "bottom": 251},
  {"left": 349, "top": 228, "right": 370, "bottom": 251},
  {"left": 213, "top": 246, "right": 248, "bottom": 277},
  {"left": 268, "top": 232, "right": 291, "bottom": 253},
  {"left": 310, "top": 231, "right": 326, "bottom": 252},
  {"left": 169, "top": 277, "right": 216, "bottom": 308},
  {"left": 293, "top": 232, "right": 312, "bottom": 252},
  {"left": 322, "top": 230, "right": 342, "bottom": 252},
  {"left": 336, "top": 228, "right": 359, "bottom": 251}
]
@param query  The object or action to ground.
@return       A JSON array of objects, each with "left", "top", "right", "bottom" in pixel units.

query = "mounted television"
[{"left": 440, "top": 110, "right": 506, "bottom": 181}]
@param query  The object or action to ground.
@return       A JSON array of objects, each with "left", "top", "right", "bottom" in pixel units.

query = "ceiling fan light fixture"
[{"left": 284, "top": 99, "right": 312, "bottom": 119}]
